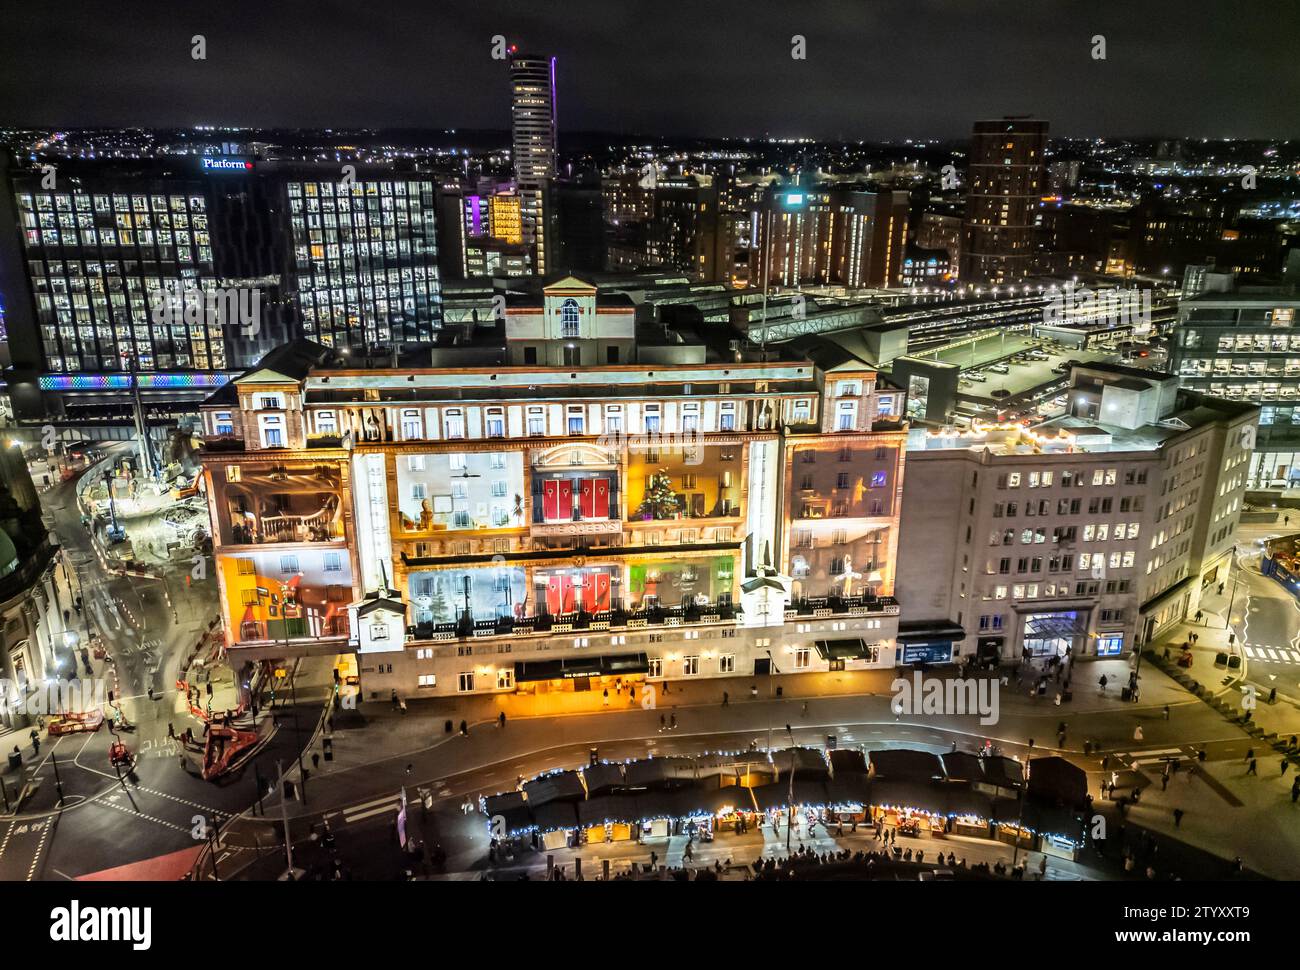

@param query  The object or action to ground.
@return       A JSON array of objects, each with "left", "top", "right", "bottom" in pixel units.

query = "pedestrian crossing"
[
  {"left": 1242, "top": 645, "right": 1300, "bottom": 665},
  {"left": 326, "top": 793, "right": 403, "bottom": 826},
  {"left": 1111, "top": 747, "right": 1192, "bottom": 769}
]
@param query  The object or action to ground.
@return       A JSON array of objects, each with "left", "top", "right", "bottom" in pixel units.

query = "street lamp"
[
  {"left": 785, "top": 724, "right": 796, "bottom": 854},
  {"left": 1225, "top": 543, "right": 1241, "bottom": 643},
  {"left": 1010, "top": 755, "right": 1030, "bottom": 872}
]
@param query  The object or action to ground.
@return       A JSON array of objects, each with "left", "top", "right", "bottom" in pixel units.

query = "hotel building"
[{"left": 198, "top": 277, "right": 909, "bottom": 700}]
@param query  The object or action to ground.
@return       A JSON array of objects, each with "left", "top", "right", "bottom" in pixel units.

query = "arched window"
[{"left": 560, "top": 298, "right": 580, "bottom": 338}]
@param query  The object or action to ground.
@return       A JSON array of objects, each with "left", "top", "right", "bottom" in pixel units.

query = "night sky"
[{"left": 0, "top": 0, "right": 1296, "bottom": 140}]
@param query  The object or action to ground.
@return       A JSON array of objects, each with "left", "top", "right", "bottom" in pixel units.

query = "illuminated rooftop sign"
[{"left": 201, "top": 157, "right": 254, "bottom": 173}]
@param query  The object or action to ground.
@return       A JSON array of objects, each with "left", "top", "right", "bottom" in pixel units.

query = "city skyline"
[
  {"left": 3, "top": 0, "right": 1300, "bottom": 916},
  {"left": 0, "top": 1, "right": 1297, "bottom": 140}
]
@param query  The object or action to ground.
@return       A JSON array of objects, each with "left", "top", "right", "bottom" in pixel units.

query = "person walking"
[
  {"left": 1246, "top": 747, "right": 1255, "bottom": 762},
  {"left": 1173, "top": 808, "right": 1184, "bottom": 828},
  {"left": 1161, "top": 764, "right": 1171, "bottom": 791},
  {"left": 722, "top": 691, "right": 729, "bottom": 707},
  {"left": 659, "top": 714, "right": 666, "bottom": 732},
  {"left": 1282, "top": 759, "right": 1291, "bottom": 776},
  {"left": 1133, "top": 725, "right": 1144, "bottom": 742},
  {"left": 1098, "top": 674, "right": 1108, "bottom": 695},
  {"left": 1291, "top": 778, "right": 1300, "bottom": 804},
  {"left": 459, "top": 719, "right": 468, "bottom": 737},
  {"left": 670, "top": 713, "right": 677, "bottom": 730},
  {"left": 801, "top": 701, "right": 809, "bottom": 717},
  {"left": 1247, "top": 758, "right": 1257, "bottom": 775},
  {"left": 1162, "top": 705, "right": 1170, "bottom": 720},
  {"left": 602, "top": 688, "right": 609, "bottom": 707},
  {"left": 498, "top": 711, "right": 506, "bottom": 729}
]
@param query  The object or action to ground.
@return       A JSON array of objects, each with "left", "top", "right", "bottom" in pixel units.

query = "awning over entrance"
[
  {"left": 1023, "top": 613, "right": 1088, "bottom": 641},
  {"left": 814, "top": 638, "right": 868, "bottom": 661},
  {"left": 513, "top": 652, "right": 650, "bottom": 683},
  {"left": 897, "top": 620, "right": 965, "bottom": 643}
]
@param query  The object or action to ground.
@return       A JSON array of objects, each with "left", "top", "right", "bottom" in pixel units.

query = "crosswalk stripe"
[
  {"left": 342, "top": 793, "right": 401, "bottom": 814},
  {"left": 1245, "top": 646, "right": 1258, "bottom": 658},
  {"left": 1290, "top": 652, "right": 1300, "bottom": 663},
  {"left": 344, "top": 800, "right": 400, "bottom": 823},
  {"left": 1267, "top": 649, "right": 1281, "bottom": 660}
]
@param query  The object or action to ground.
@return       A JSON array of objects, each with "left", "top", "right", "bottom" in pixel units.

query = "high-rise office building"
[
  {"left": 1171, "top": 286, "right": 1300, "bottom": 488},
  {"left": 2, "top": 154, "right": 442, "bottom": 425},
  {"left": 285, "top": 172, "right": 443, "bottom": 348},
  {"left": 510, "top": 51, "right": 557, "bottom": 276},
  {"left": 962, "top": 117, "right": 1049, "bottom": 284}
]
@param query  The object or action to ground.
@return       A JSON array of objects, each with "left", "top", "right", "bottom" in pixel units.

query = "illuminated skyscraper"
[
  {"left": 961, "top": 116, "right": 1048, "bottom": 284},
  {"left": 509, "top": 51, "right": 557, "bottom": 275}
]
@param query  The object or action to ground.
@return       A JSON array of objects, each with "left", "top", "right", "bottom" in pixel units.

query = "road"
[
  {"left": 1225, "top": 522, "right": 1300, "bottom": 706},
  {"left": 0, "top": 455, "right": 323, "bottom": 881}
]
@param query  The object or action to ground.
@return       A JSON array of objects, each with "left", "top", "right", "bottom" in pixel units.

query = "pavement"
[{"left": 195, "top": 638, "right": 1297, "bottom": 881}]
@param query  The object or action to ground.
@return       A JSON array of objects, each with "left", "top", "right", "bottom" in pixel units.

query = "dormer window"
[
  {"left": 444, "top": 409, "right": 465, "bottom": 440},
  {"left": 401, "top": 409, "right": 421, "bottom": 440},
  {"left": 561, "top": 298, "right": 580, "bottom": 338},
  {"left": 682, "top": 403, "right": 700, "bottom": 432}
]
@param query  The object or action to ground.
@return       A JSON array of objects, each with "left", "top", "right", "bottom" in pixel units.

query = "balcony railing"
[
  {"left": 405, "top": 599, "right": 742, "bottom": 642},
  {"left": 786, "top": 594, "right": 900, "bottom": 617}
]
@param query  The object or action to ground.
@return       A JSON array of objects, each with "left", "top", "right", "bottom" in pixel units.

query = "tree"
[
  {"left": 426, "top": 578, "right": 452, "bottom": 623},
  {"left": 636, "top": 470, "right": 682, "bottom": 520}
]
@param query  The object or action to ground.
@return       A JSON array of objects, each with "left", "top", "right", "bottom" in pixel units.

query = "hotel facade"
[{"left": 198, "top": 278, "right": 909, "bottom": 701}]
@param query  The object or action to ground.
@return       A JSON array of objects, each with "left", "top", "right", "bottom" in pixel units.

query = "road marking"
[
  {"left": 341, "top": 793, "right": 402, "bottom": 815},
  {"left": 1267, "top": 648, "right": 1281, "bottom": 661},
  {"left": 343, "top": 801, "right": 400, "bottom": 824},
  {"left": 26, "top": 820, "right": 52, "bottom": 882},
  {"left": 1245, "top": 646, "right": 1258, "bottom": 659},
  {"left": 98, "top": 798, "right": 190, "bottom": 834}
]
